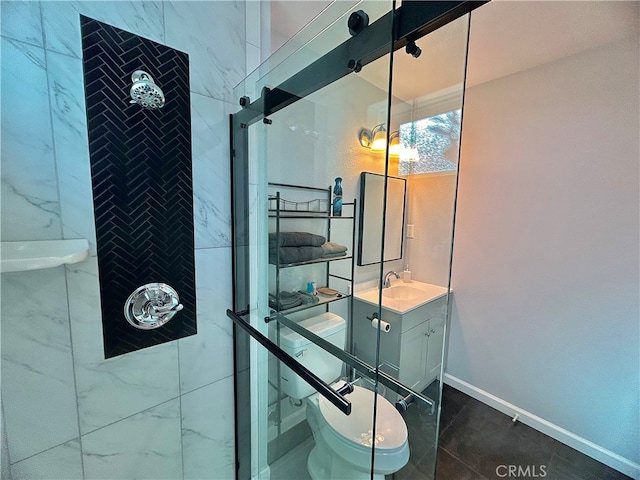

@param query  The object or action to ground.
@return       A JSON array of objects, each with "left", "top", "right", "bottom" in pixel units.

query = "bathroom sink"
[
  {"left": 354, "top": 280, "right": 448, "bottom": 314},
  {"left": 382, "top": 285, "right": 425, "bottom": 301}
]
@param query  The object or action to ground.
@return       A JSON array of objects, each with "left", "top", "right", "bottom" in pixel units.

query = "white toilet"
[{"left": 279, "top": 312, "right": 410, "bottom": 480}]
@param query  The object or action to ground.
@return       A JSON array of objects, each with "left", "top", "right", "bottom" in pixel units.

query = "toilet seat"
[
  {"left": 306, "top": 384, "right": 410, "bottom": 477},
  {"left": 319, "top": 384, "right": 408, "bottom": 451}
]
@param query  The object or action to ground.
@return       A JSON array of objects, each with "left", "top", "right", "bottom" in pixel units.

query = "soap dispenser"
[{"left": 403, "top": 264, "right": 412, "bottom": 282}]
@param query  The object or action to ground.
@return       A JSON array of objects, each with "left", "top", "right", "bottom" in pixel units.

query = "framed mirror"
[{"left": 357, "top": 172, "right": 407, "bottom": 266}]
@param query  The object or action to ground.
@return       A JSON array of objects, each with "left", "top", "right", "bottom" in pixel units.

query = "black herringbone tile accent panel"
[{"left": 81, "top": 16, "right": 196, "bottom": 358}]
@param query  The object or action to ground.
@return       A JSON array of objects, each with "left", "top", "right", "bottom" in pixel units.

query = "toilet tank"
[{"left": 278, "top": 312, "right": 346, "bottom": 400}]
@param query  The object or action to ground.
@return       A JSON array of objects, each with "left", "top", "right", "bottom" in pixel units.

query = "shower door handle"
[{"left": 226, "top": 309, "right": 352, "bottom": 415}]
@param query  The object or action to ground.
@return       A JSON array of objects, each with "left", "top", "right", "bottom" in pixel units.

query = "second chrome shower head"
[{"left": 130, "top": 70, "right": 165, "bottom": 110}]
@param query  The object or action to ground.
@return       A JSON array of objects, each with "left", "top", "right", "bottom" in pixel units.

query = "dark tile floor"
[
  {"left": 396, "top": 383, "right": 633, "bottom": 480},
  {"left": 270, "top": 383, "right": 632, "bottom": 480}
]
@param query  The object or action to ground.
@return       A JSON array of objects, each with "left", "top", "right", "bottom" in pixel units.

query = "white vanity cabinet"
[
  {"left": 426, "top": 314, "right": 445, "bottom": 382},
  {"left": 352, "top": 290, "right": 448, "bottom": 398},
  {"left": 397, "top": 306, "right": 446, "bottom": 393},
  {"left": 397, "top": 320, "right": 431, "bottom": 390}
]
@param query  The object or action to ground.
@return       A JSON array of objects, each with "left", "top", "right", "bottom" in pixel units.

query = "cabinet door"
[
  {"left": 398, "top": 320, "right": 430, "bottom": 391},
  {"left": 352, "top": 301, "right": 401, "bottom": 368},
  {"left": 426, "top": 315, "right": 445, "bottom": 382}
]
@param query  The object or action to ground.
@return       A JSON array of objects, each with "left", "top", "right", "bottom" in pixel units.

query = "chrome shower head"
[{"left": 130, "top": 70, "right": 165, "bottom": 110}]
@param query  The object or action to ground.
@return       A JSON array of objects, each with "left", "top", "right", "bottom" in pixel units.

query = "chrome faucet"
[{"left": 383, "top": 271, "right": 400, "bottom": 288}]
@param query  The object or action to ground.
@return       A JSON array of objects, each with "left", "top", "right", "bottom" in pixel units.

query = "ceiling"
[
  {"left": 270, "top": 0, "right": 639, "bottom": 101},
  {"left": 270, "top": 0, "right": 335, "bottom": 52},
  {"left": 465, "top": 0, "right": 639, "bottom": 88}
]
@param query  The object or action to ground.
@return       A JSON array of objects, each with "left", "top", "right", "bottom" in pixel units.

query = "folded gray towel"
[
  {"left": 321, "top": 251, "right": 347, "bottom": 259},
  {"left": 297, "top": 291, "right": 320, "bottom": 304},
  {"left": 269, "top": 246, "right": 324, "bottom": 265},
  {"left": 269, "top": 232, "right": 326, "bottom": 248},
  {"left": 321, "top": 241, "right": 348, "bottom": 255},
  {"left": 269, "top": 292, "right": 303, "bottom": 310}
]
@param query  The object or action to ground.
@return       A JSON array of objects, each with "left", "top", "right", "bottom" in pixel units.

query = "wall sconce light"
[
  {"left": 359, "top": 124, "right": 387, "bottom": 152},
  {"left": 359, "top": 124, "right": 402, "bottom": 156},
  {"left": 389, "top": 131, "right": 401, "bottom": 157}
]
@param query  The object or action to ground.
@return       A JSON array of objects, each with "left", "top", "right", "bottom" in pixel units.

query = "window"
[{"left": 398, "top": 109, "right": 461, "bottom": 175}]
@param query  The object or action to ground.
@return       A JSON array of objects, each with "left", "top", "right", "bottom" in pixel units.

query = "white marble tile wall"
[
  {"left": 0, "top": 267, "right": 79, "bottom": 463},
  {"left": 1, "top": 404, "right": 10, "bottom": 480},
  {"left": 82, "top": 399, "right": 183, "bottom": 480},
  {"left": 9, "top": 439, "right": 83, "bottom": 480},
  {"left": 65, "top": 258, "right": 181, "bottom": 435},
  {"left": 46, "top": 49, "right": 97, "bottom": 253},
  {"left": 246, "top": 43, "right": 262, "bottom": 77},
  {"left": 245, "top": 0, "right": 262, "bottom": 75},
  {"left": 1, "top": 1, "right": 246, "bottom": 478},
  {"left": 180, "top": 248, "right": 234, "bottom": 394},
  {"left": 191, "top": 93, "right": 233, "bottom": 249},
  {"left": 181, "top": 377, "right": 235, "bottom": 480},
  {"left": 0, "top": 0, "right": 44, "bottom": 47},
  {"left": 0, "top": 37, "right": 62, "bottom": 242},
  {"left": 245, "top": 1, "right": 261, "bottom": 50},
  {"left": 165, "top": 1, "right": 246, "bottom": 103},
  {"left": 41, "top": 1, "right": 165, "bottom": 59}
]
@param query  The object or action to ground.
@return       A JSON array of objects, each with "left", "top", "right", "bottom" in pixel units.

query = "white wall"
[
  {"left": 1, "top": 2, "right": 255, "bottom": 478},
  {"left": 264, "top": 55, "right": 405, "bottom": 290},
  {"left": 447, "top": 34, "right": 639, "bottom": 474},
  {"left": 405, "top": 173, "right": 457, "bottom": 287}
]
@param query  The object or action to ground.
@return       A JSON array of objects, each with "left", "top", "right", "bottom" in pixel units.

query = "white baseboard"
[{"left": 443, "top": 373, "right": 639, "bottom": 480}]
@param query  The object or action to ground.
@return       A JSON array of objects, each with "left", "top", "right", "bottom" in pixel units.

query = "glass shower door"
[
  {"left": 229, "top": 2, "right": 477, "bottom": 479},
  {"left": 230, "top": 3, "right": 395, "bottom": 479},
  {"left": 378, "top": 13, "right": 472, "bottom": 479}
]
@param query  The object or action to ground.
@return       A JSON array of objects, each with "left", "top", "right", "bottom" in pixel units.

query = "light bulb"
[
  {"left": 370, "top": 129, "right": 387, "bottom": 152},
  {"left": 388, "top": 132, "right": 401, "bottom": 157}
]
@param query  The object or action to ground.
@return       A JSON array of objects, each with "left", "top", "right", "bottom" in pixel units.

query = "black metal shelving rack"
[
  {"left": 268, "top": 182, "right": 356, "bottom": 320},
  {"left": 266, "top": 182, "right": 357, "bottom": 439}
]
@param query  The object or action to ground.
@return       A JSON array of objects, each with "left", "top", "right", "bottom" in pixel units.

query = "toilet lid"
[{"left": 319, "top": 384, "right": 408, "bottom": 450}]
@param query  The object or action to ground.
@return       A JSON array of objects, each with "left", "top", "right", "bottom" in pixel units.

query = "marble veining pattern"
[
  {"left": 0, "top": 267, "right": 80, "bottom": 463},
  {"left": 9, "top": 438, "right": 83, "bottom": 480},
  {"left": 2, "top": 1, "right": 246, "bottom": 475},
  {"left": 191, "top": 93, "right": 233, "bottom": 249},
  {"left": 66, "top": 258, "right": 180, "bottom": 434},
  {"left": 0, "top": 1, "right": 44, "bottom": 47},
  {"left": 181, "top": 378, "right": 235, "bottom": 480},
  {"left": 45, "top": 49, "right": 97, "bottom": 254},
  {"left": 164, "top": 1, "right": 246, "bottom": 102},
  {"left": 179, "top": 247, "right": 233, "bottom": 394},
  {"left": 63, "top": 258, "right": 103, "bottom": 363},
  {"left": 82, "top": 398, "right": 182, "bottom": 480},
  {"left": 73, "top": 345, "right": 180, "bottom": 435},
  {"left": 41, "top": 1, "right": 164, "bottom": 59},
  {"left": 0, "top": 37, "right": 61, "bottom": 242}
]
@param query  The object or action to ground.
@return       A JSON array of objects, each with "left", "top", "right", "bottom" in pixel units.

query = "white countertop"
[{"left": 354, "top": 279, "right": 449, "bottom": 314}]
